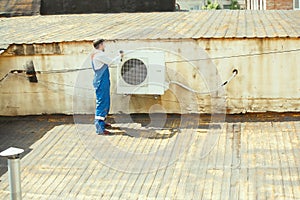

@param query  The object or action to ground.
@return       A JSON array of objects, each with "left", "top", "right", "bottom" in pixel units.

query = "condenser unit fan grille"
[{"left": 121, "top": 58, "right": 148, "bottom": 85}]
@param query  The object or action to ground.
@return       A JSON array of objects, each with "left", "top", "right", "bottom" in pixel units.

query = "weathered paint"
[{"left": 0, "top": 38, "right": 299, "bottom": 115}]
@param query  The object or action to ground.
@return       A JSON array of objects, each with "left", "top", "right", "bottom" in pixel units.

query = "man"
[{"left": 91, "top": 39, "right": 120, "bottom": 135}]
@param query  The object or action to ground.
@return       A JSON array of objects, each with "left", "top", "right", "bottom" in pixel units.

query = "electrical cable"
[
  {"left": 165, "top": 48, "right": 300, "bottom": 63},
  {"left": 0, "top": 72, "right": 9, "bottom": 83},
  {"left": 37, "top": 64, "right": 118, "bottom": 74},
  {"left": 1, "top": 47, "right": 298, "bottom": 83},
  {"left": 7, "top": 73, "right": 95, "bottom": 99},
  {"left": 37, "top": 67, "right": 91, "bottom": 74}
]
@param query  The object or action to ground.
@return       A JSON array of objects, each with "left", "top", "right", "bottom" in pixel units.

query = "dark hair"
[{"left": 93, "top": 39, "right": 105, "bottom": 49}]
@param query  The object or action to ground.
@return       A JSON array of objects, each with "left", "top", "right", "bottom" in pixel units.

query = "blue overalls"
[{"left": 91, "top": 55, "right": 110, "bottom": 134}]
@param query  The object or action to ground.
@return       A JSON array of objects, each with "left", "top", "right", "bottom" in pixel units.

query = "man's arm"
[
  {"left": 94, "top": 53, "right": 114, "bottom": 66},
  {"left": 93, "top": 51, "right": 123, "bottom": 69}
]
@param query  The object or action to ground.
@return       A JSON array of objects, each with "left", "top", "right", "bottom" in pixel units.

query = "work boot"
[
  {"left": 102, "top": 130, "right": 113, "bottom": 135},
  {"left": 105, "top": 123, "right": 112, "bottom": 129}
]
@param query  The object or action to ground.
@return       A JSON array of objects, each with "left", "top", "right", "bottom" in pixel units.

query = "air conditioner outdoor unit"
[{"left": 117, "top": 50, "right": 167, "bottom": 95}]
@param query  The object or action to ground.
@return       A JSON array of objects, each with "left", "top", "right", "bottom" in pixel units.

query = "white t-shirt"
[{"left": 91, "top": 50, "right": 113, "bottom": 71}]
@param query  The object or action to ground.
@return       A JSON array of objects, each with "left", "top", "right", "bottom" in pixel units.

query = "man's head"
[{"left": 93, "top": 39, "right": 105, "bottom": 51}]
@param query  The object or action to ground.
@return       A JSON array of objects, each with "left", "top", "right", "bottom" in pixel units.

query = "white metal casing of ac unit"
[{"left": 117, "top": 50, "right": 167, "bottom": 95}]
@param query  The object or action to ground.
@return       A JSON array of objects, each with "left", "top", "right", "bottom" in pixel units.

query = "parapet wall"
[{"left": 0, "top": 38, "right": 299, "bottom": 115}]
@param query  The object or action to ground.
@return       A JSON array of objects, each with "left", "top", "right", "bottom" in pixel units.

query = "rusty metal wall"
[
  {"left": 0, "top": 38, "right": 299, "bottom": 115},
  {"left": 0, "top": 0, "right": 41, "bottom": 17}
]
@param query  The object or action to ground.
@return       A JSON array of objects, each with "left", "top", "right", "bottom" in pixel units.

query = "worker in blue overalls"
[{"left": 91, "top": 39, "right": 122, "bottom": 135}]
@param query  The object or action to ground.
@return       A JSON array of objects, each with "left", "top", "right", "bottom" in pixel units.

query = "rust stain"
[{"left": 4, "top": 43, "right": 62, "bottom": 56}]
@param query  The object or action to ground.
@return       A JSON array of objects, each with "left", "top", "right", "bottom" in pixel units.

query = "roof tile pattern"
[{"left": 0, "top": 10, "right": 299, "bottom": 49}]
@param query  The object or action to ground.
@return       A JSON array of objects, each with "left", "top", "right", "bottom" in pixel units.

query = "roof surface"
[
  {"left": 1, "top": 114, "right": 300, "bottom": 199},
  {"left": 0, "top": 10, "right": 299, "bottom": 49}
]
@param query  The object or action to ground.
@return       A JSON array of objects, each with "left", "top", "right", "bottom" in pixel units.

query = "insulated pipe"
[
  {"left": 0, "top": 147, "right": 24, "bottom": 200},
  {"left": 169, "top": 69, "right": 238, "bottom": 95},
  {"left": 7, "top": 157, "right": 22, "bottom": 200}
]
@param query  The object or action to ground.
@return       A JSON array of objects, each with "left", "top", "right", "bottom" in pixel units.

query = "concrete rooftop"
[{"left": 0, "top": 114, "right": 299, "bottom": 199}]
